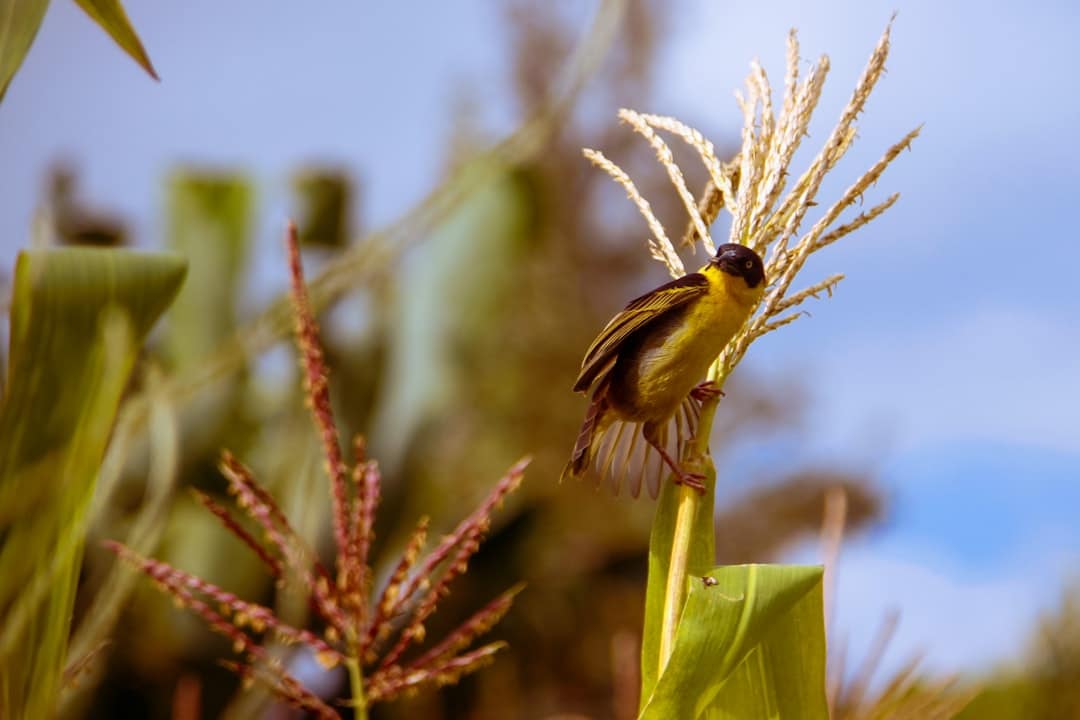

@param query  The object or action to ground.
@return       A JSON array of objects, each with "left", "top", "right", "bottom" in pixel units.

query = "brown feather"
[
  {"left": 572, "top": 273, "right": 709, "bottom": 393},
  {"left": 566, "top": 391, "right": 608, "bottom": 478}
]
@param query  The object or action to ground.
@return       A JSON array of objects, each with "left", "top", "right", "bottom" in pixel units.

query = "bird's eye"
[{"left": 744, "top": 259, "right": 753, "bottom": 269}]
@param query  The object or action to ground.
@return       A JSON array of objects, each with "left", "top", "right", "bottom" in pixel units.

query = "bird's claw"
[
  {"left": 690, "top": 381, "right": 725, "bottom": 402},
  {"left": 673, "top": 469, "right": 707, "bottom": 495}
]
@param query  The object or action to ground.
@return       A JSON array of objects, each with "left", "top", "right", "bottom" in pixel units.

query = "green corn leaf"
[
  {"left": 0, "top": 247, "right": 185, "bottom": 718},
  {"left": 639, "top": 564, "right": 827, "bottom": 720},
  {"left": 292, "top": 169, "right": 354, "bottom": 249},
  {"left": 161, "top": 172, "right": 252, "bottom": 457},
  {"left": 164, "top": 172, "right": 251, "bottom": 369},
  {"left": 0, "top": 0, "right": 51, "bottom": 102},
  {"left": 72, "top": 0, "right": 157, "bottom": 80},
  {"left": 60, "top": 369, "right": 180, "bottom": 714}
]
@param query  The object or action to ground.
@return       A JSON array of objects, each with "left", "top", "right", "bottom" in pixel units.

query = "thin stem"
[
  {"left": 657, "top": 362, "right": 725, "bottom": 675},
  {"left": 345, "top": 654, "right": 368, "bottom": 720},
  {"left": 658, "top": 487, "right": 696, "bottom": 671},
  {"left": 345, "top": 626, "right": 371, "bottom": 720}
]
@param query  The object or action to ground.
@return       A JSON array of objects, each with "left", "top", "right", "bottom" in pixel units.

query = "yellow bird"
[{"left": 562, "top": 243, "right": 766, "bottom": 497}]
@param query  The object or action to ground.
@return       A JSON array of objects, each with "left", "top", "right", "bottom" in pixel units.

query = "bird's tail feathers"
[
  {"left": 562, "top": 395, "right": 701, "bottom": 498},
  {"left": 561, "top": 392, "right": 608, "bottom": 483}
]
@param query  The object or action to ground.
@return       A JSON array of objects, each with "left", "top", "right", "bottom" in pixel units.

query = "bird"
[{"left": 562, "top": 243, "right": 766, "bottom": 497}]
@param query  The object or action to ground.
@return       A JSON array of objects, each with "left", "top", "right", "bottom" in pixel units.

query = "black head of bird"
[{"left": 710, "top": 243, "right": 766, "bottom": 289}]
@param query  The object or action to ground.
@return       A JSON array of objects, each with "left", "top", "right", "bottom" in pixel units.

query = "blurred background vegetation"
[{"left": 1, "top": 1, "right": 1078, "bottom": 718}]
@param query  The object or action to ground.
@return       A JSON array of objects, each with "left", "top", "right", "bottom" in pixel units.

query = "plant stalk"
[
  {"left": 345, "top": 653, "right": 368, "bottom": 720},
  {"left": 657, "top": 362, "right": 725, "bottom": 676},
  {"left": 658, "top": 485, "right": 697, "bottom": 671}
]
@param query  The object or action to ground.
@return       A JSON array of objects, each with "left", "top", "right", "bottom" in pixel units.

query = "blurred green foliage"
[
  {"left": 956, "top": 581, "right": 1080, "bottom": 720},
  {"left": 293, "top": 170, "right": 355, "bottom": 249},
  {"left": 0, "top": 247, "right": 185, "bottom": 718}
]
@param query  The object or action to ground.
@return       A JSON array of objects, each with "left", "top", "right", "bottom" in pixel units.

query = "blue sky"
[{"left": 2, "top": 0, "right": 1078, "bottom": 680}]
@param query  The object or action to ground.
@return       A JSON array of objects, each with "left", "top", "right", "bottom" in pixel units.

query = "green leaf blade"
[
  {"left": 72, "top": 0, "right": 158, "bottom": 80},
  {"left": 0, "top": 0, "right": 51, "bottom": 102},
  {"left": 639, "top": 564, "right": 828, "bottom": 720},
  {"left": 0, "top": 248, "right": 185, "bottom": 718}
]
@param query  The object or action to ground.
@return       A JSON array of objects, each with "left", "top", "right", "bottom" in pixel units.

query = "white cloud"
[
  {"left": 806, "top": 306, "right": 1080, "bottom": 456},
  {"left": 793, "top": 533, "right": 1078, "bottom": 679},
  {"left": 664, "top": 0, "right": 1079, "bottom": 147}
]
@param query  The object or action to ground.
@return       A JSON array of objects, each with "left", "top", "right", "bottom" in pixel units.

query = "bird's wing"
[{"left": 573, "top": 272, "right": 709, "bottom": 393}]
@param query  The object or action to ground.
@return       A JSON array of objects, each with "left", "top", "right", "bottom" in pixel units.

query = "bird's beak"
[{"left": 712, "top": 254, "right": 736, "bottom": 272}]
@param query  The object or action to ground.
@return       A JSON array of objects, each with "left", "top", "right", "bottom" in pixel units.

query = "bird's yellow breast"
[{"left": 608, "top": 266, "right": 760, "bottom": 422}]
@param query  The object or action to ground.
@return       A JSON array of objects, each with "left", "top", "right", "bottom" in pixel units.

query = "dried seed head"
[{"left": 587, "top": 21, "right": 916, "bottom": 384}]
